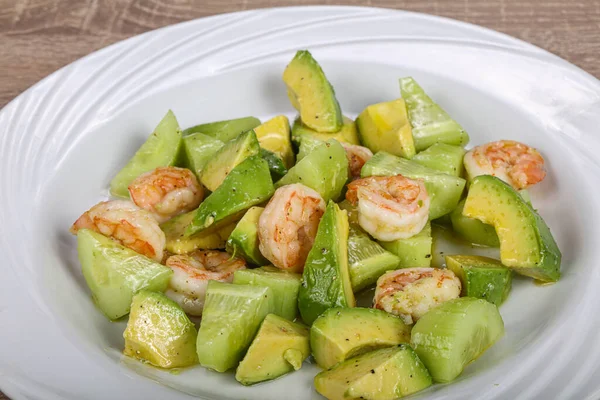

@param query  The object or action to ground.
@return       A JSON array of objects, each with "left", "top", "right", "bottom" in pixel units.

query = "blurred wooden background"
[{"left": 1, "top": 0, "right": 599, "bottom": 398}]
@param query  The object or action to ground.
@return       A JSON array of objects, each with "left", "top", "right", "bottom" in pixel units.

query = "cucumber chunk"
[
  {"left": 296, "top": 136, "right": 325, "bottom": 162},
  {"left": 450, "top": 199, "right": 500, "bottom": 247},
  {"left": 182, "top": 132, "right": 224, "bottom": 179},
  {"left": 183, "top": 116, "right": 261, "bottom": 142},
  {"left": 260, "top": 148, "right": 288, "bottom": 182},
  {"left": 362, "top": 151, "right": 466, "bottom": 219},
  {"left": 379, "top": 222, "right": 433, "bottom": 268},
  {"left": 233, "top": 266, "right": 302, "bottom": 321},
  {"left": 411, "top": 297, "right": 505, "bottom": 383},
  {"left": 254, "top": 115, "right": 295, "bottom": 169},
  {"left": 123, "top": 291, "right": 197, "bottom": 368},
  {"left": 110, "top": 110, "right": 183, "bottom": 198},
  {"left": 77, "top": 229, "right": 173, "bottom": 320},
  {"left": 412, "top": 143, "right": 466, "bottom": 177},
  {"left": 446, "top": 255, "right": 512, "bottom": 306},
  {"left": 400, "top": 77, "right": 469, "bottom": 151},
  {"left": 226, "top": 206, "right": 270, "bottom": 266},
  {"left": 196, "top": 281, "right": 274, "bottom": 372},
  {"left": 314, "top": 345, "right": 432, "bottom": 400},
  {"left": 311, "top": 307, "right": 411, "bottom": 369},
  {"left": 291, "top": 116, "right": 360, "bottom": 147}
]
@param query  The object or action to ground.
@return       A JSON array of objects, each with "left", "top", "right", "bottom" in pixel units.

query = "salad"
[{"left": 69, "top": 50, "right": 561, "bottom": 399}]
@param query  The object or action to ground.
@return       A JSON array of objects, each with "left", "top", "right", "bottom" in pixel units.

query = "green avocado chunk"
[
  {"left": 123, "top": 290, "right": 198, "bottom": 368},
  {"left": 412, "top": 143, "right": 466, "bottom": 177},
  {"left": 314, "top": 345, "right": 433, "bottom": 400},
  {"left": 185, "top": 155, "right": 274, "bottom": 237},
  {"left": 254, "top": 115, "right": 295, "bottom": 169},
  {"left": 378, "top": 222, "right": 433, "bottom": 268},
  {"left": 411, "top": 297, "right": 505, "bottom": 383},
  {"left": 298, "top": 201, "right": 355, "bottom": 325},
  {"left": 283, "top": 50, "right": 343, "bottom": 132},
  {"left": 182, "top": 132, "right": 224, "bottom": 179},
  {"left": 400, "top": 77, "right": 469, "bottom": 151},
  {"left": 291, "top": 116, "right": 360, "bottom": 147},
  {"left": 311, "top": 307, "right": 411, "bottom": 370},
  {"left": 226, "top": 206, "right": 269, "bottom": 266},
  {"left": 183, "top": 116, "right": 261, "bottom": 142},
  {"left": 463, "top": 175, "right": 561, "bottom": 282},
  {"left": 362, "top": 151, "right": 466, "bottom": 219},
  {"left": 110, "top": 110, "right": 183, "bottom": 198},
  {"left": 235, "top": 314, "right": 310, "bottom": 385},
  {"left": 196, "top": 281, "right": 274, "bottom": 372},
  {"left": 161, "top": 210, "right": 236, "bottom": 254},
  {"left": 77, "top": 229, "right": 173, "bottom": 320},
  {"left": 446, "top": 255, "right": 512, "bottom": 306},
  {"left": 233, "top": 266, "right": 302, "bottom": 321}
]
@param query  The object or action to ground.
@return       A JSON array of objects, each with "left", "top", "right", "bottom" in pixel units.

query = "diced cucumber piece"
[
  {"left": 400, "top": 77, "right": 469, "bottom": 151},
  {"left": 378, "top": 222, "right": 433, "bottom": 268},
  {"left": 183, "top": 116, "right": 261, "bottom": 141},
  {"left": 291, "top": 116, "right": 360, "bottom": 147},
  {"left": 338, "top": 199, "right": 359, "bottom": 225},
  {"left": 226, "top": 206, "right": 269, "bottom": 266},
  {"left": 446, "top": 255, "right": 512, "bottom": 306},
  {"left": 276, "top": 139, "right": 348, "bottom": 202},
  {"left": 362, "top": 151, "right": 466, "bottom": 219},
  {"left": 182, "top": 132, "right": 224, "bottom": 179},
  {"left": 412, "top": 143, "right": 466, "bottom": 177},
  {"left": 254, "top": 115, "right": 295, "bottom": 169},
  {"left": 411, "top": 297, "right": 505, "bottom": 383},
  {"left": 200, "top": 129, "right": 260, "bottom": 192},
  {"left": 77, "top": 229, "right": 172, "bottom": 320},
  {"left": 296, "top": 136, "right": 324, "bottom": 162},
  {"left": 235, "top": 314, "right": 310, "bottom": 385},
  {"left": 123, "top": 291, "right": 197, "bottom": 368},
  {"left": 311, "top": 307, "right": 411, "bottom": 369},
  {"left": 196, "top": 281, "right": 274, "bottom": 372},
  {"left": 298, "top": 201, "right": 355, "bottom": 325},
  {"left": 450, "top": 199, "right": 500, "bottom": 247},
  {"left": 161, "top": 210, "right": 236, "bottom": 254},
  {"left": 110, "top": 110, "right": 183, "bottom": 198},
  {"left": 260, "top": 148, "right": 288, "bottom": 182},
  {"left": 233, "top": 266, "right": 301, "bottom": 321}
]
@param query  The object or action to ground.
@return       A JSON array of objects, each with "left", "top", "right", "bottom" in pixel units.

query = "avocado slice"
[
  {"left": 311, "top": 307, "right": 411, "bottom": 370},
  {"left": 291, "top": 116, "right": 360, "bottom": 148},
  {"left": 77, "top": 229, "right": 173, "bottom": 320},
  {"left": 446, "top": 255, "right": 512, "bottom": 306},
  {"left": 411, "top": 297, "right": 504, "bottom": 383},
  {"left": 276, "top": 139, "right": 348, "bottom": 202},
  {"left": 412, "top": 143, "right": 466, "bottom": 177},
  {"left": 185, "top": 155, "right": 274, "bottom": 237},
  {"left": 123, "top": 290, "right": 198, "bottom": 368},
  {"left": 378, "top": 222, "right": 433, "bottom": 268},
  {"left": 183, "top": 116, "right": 261, "bottom": 142},
  {"left": 254, "top": 115, "right": 295, "bottom": 169},
  {"left": 110, "top": 110, "right": 183, "bottom": 198},
  {"left": 362, "top": 151, "right": 466, "bottom": 219},
  {"left": 463, "top": 175, "right": 561, "bottom": 282},
  {"left": 233, "top": 266, "right": 301, "bottom": 321},
  {"left": 298, "top": 201, "right": 355, "bottom": 325},
  {"left": 226, "top": 206, "right": 270, "bottom": 266},
  {"left": 235, "top": 314, "right": 310, "bottom": 385},
  {"left": 450, "top": 199, "right": 500, "bottom": 247},
  {"left": 182, "top": 132, "right": 224, "bottom": 179},
  {"left": 260, "top": 148, "right": 288, "bottom": 182},
  {"left": 196, "top": 281, "right": 274, "bottom": 372},
  {"left": 356, "top": 99, "right": 416, "bottom": 159},
  {"left": 200, "top": 129, "right": 260, "bottom": 192},
  {"left": 160, "top": 210, "right": 236, "bottom": 254},
  {"left": 314, "top": 345, "right": 433, "bottom": 400},
  {"left": 400, "top": 77, "right": 470, "bottom": 151}
]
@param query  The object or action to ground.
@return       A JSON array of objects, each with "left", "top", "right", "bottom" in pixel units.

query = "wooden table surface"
[{"left": 0, "top": 0, "right": 599, "bottom": 398}]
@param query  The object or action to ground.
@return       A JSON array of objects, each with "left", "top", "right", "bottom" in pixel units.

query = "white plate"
[{"left": 1, "top": 6, "right": 600, "bottom": 400}]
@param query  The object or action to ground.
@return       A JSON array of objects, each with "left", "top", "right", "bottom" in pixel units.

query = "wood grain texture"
[{"left": 0, "top": 0, "right": 598, "bottom": 398}]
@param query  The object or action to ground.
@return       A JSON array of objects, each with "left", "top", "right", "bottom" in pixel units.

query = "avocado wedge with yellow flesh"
[
  {"left": 450, "top": 199, "right": 500, "bottom": 247},
  {"left": 123, "top": 291, "right": 198, "bottom": 368},
  {"left": 298, "top": 201, "right": 355, "bottom": 325},
  {"left": 226, "top": 206, "right": 269, "bottom": 266},
  {"left": 185, "top": 155, "right": 274, "bottom": 237},
  {"left": 292, "top": 116, "right": 360, "bottom": 147},
  {"left": 314, "top": 345, "right": 432, "bottom": 400},
  {"left": 182, "top": 132, "right": 224, "bottom": 179},
  {"left": 161, "top": 210, "right": 236, "bottom": 254},
  {"left": 412, "top": 143, "right": 466, "bottom": 177},
  {"left": 463, "top": 175, "right": 561, "bottom": 282},
  {"left": 311, "top": 307, "right": 411, "bottom": 370},
  {"left": 183, "top": 116, "right": 261, "bottom": 141},
  {"left": 254, "top": 115, "right": 295, "bottom": 169},
  {"left": 283, "top": 50, "right": 343, "bottom": 132},
  {"left": 356, "top": 98, "right": 416, "bottom": 159},
  {"left": 235, "top": 314, "right": 310, "bottom": 385},
  {"left": 110, "top": 110, "right": 183, "bottom": 198}
]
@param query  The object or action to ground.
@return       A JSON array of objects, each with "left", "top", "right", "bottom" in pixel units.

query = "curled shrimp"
[
  {"left": 70, "top": 200, "right": 166, "bottom": 262},
  {"left": 128, "top": 166, "right": 204, "bottom": 223},
  {"left": 340, "top": 142, "right": 373, "bottom": 180},
  {"left": 464, "top": 140, "right": 546, "bottom": 190},
  {"left": 258, "top": 183, "right": 326, "bottom": 273},
  {"left": 345, "top": 175, "right": 430, "bottom": 241},
  {"left": 374, "top": 268, "right": 461, "bottom": 325},
  {"left": 165, "top": 250, "right": 246, "bottom": 316}
]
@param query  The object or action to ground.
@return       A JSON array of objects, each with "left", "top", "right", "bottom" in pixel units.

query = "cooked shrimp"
[
  {"left": 345, "top": 175, "right": 430, "bottom": 241},
  {"left": 374, "top": 268, "right": 461, "bottom": 325},
  {"left": 165, "top": 250, "right": 246, "bottom": 316},
  {"left": 464, "top": 140, "right": 546, "bottom": 190},
  {"left": 340, "top": 142, "right": 373, "bottom": 179},
  {"left": 70, "top": 200, "right": 165, "bottom": 262},
  {"left": 128, "top": 166, "right": 204, "bottom": 223},
  {"left": 258, "top": 183, "right": 326, "bottom": 273}
]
